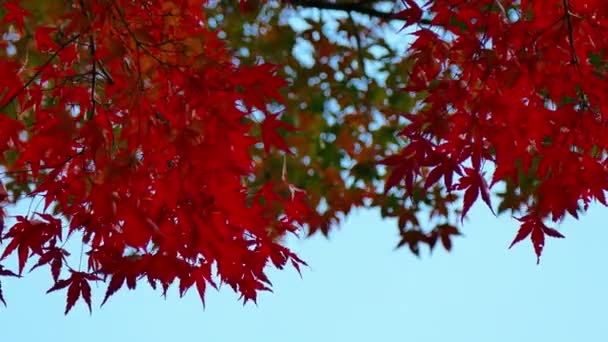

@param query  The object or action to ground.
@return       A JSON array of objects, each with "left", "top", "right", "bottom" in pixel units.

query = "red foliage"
[
  {"left": 1, "top": 0, "right": 608, "bottom": 313},
  {"left": 382, "top": 0, "right": 608, "bottom": 261},
  {"left": 47, "top": 271, "right": 101, "bottom": 314},
  {"left": 0, "top": 0, "right": 307, "bottom": 313},
  {"left": 510, "top": 214, "right": 565, "bottom": 264}
]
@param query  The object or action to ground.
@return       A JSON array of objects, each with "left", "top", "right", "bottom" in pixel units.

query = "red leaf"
[
  {"left": 47, "top": 271, "right": 99, "bottom": 314},
  {"left": 101, "top": 274, "right": 125, "bottom": 306},
  {"left": 423, "top": 166, "right": 444, "bottom": 189},
  {"left": 126, "top": 274, "right": 137, "bottom": 290},
  {"left": 392, "top": 0, "right": 423, "bottom": 30},
  {"left": 456, "top": 168, "right": 494, "bottom": 222},
  {"left": 29, "top": 246, "right": 66, "bottom": 281},
  {"left": 461, "top": 183, "right": 479, "bottom": 222},
  {"left": 384, "top": 163, "right": 409, "bottom": 193},
  {"left": 511, "top": 215, "right": 564, "bottom": 263},
  {"left": 34, "top": 26, "right": 58, "bottom": 52},
  {"left": 1, "top": 216, "right": 63, "bottom": 275},
  {"left": 479, "top": 174, "right": 494, "bottom": 215},
  {"left": 80, "top": 279, "right": 93, "bottom": 313},
  {"left": 261, "top": 113, "right": 295, "bottom": 154},
  {"left": 121, "top": 212, "right": 151, "bottom": 248},
  {"left": 0, "top": 111, "right": 24, "bottom": 148},
  {"left": 178, "top": 274, "right": 194, "bottom": 298},
  {"left": 0, "top": 208, "right": 5, "bottom": 241},
  {"left": 543, "top": 227, "right": 565, "bottom": 239},
  {"left": 17, "top": 243, "right": 28, "bottom": 275},
  {"left": 1, "top": 1, "right": 30, "bottom": 31},
  {"left": 509, "top": 221, "right": 533, "bottom": 249},
  {"left": 195, "top": 277, "right": 206, "bottom": 307},
  {"left": 46, "top": 278, "right": 72, "bottom": 293},
  {"left": 0, "top": 265, "right": 18, "bottom": 277},
  {"left": 0, "top": 180, "right": 7, "bottom": 203},
  {"left": 531, "top": 223, "right": 545, "bottom": 264},
  {"left": 291, "top": 259, "right": 303, "bottom": 277},
  {"left": 65, "top": 278, "right": 80, "bottom": 315},
  {"left": 0, "top": 281, "right": 5, "bottom": 306},
  {"left": 50, "top": 256, "right": 63, "bottom": 282},
  {"left": 0, "top": 264, "right": 18, "bottom": 305}
]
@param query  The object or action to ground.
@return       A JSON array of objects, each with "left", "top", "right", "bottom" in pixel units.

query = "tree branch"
[
  {"left": 287, "top": 0, "right": 435, "bottom": 26},
  {"left": 288, "top": 0, "right": 394, "bottom": 20},
  {"left": 0, "top": 34, "right": 81, "bottom": 111}
]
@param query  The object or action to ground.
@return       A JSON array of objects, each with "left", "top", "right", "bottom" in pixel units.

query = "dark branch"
[
  {"left": 0, "top": 34, "right": 81, "bottom": 111},
  {"left": 287, "top": 0, "right": 435, "bottom": 26},
  {"left": 288, "top": 0, "right": 395, "bottom": 20}
]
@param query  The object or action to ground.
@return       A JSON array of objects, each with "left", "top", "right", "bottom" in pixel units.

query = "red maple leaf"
[
  {"left": 1, "top": 1, "right": 30, "bottom": 31},
  {"left": 47, "top": 271, "right": 101, "bottom": 314},
  {"left": 0, "top": 215, "right": 63, "bottom": 274},
  {"left": 510, "top": 214, "right": 565, "bottom": 263},
  {"left": 29, "top": 246, "right": 70, "bottom": 282},
  {"left": 34, "top": 26, "right": 58, "bottom": 52},
  {"left": 392, "top": 0, "right": 424, "bottom": 31},
  {"left": 454, "top": 167, "right": 494, "bottom": 222},
  {"left": 261, "top": 112, "right": 295, "bottom": 154}
]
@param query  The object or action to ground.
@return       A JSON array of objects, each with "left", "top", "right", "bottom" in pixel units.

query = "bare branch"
[{"left": 288, "top": 0, "right": 394, "bottom": 19}]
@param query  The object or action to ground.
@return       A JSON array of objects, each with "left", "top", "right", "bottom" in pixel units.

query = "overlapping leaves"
[
  {"left": 382, "top": 0, "right": 608, "bottom": 260},
  {"left": 205, "top": 0, "right": 460, "bottom": 253},
  {"left": 0, "top": 0, "right": 306, "bottom": 313},
  {"left": 1, "top": 0, "right": 607, "bottom": 315}
]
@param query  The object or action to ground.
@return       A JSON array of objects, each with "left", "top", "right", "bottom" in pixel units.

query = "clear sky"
[{"left": 1, "top": 200, "right": 607, "bottom": 341}]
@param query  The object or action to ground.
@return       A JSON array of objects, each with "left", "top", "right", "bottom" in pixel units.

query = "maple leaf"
[
  {"left": 34, "top": 26, "right": 59, "bottom": 52},
  {"left": 381, "top": 138, "right": 435, "bottom": 194},
  {"left": 178, "top": 263, "right": 217, "bottom": 307},
  {"left": 1, "top": 216, "right": 62, "bottom": 274},
  {"left": 1, "top": 1, "right": 30, "bottom": 31},
  {"left": 0, "top": 264, "right": 18, "bottom": 277},
  {"left": 0, "top": 264, "right": 19, "bottom": 306},
  {"left": 0, "top": 62, "right": 25, "bottom": 109},
  {"left": 436, "top": 224, "right": 461, "bottom": 251},
  {"left": 423, "top": 153, "right": 462, "bottom": 191},
  {"left": 510, "top": 214, "right": 565, "bottom": 264},
  {"left": 101, "top": 273, "right": 126, "bottom": 306},
  {"left": 392, "top": 0, "right": 424, "bottom": 31},
  {"left": 47, "top": 271, "right": 101, "bottom": 314},
  {"left": 454, "top": 167, "right": 494, "bottom": 222},
  {"left": 396, "top": 230, "right": 428, "bottom": 256},
  {"left": 29, "top": 246, "right": 69, "bottom": 282},
  {"left": 261, "top": 113, "right": 295, "bottom": 154}
]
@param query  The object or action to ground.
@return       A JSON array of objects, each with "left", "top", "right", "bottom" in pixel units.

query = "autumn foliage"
[
  {"left": 1, "top": 0, "right": 607, "bottom": 313},
  {"left": 0, "top": 0, "right": 308, "bottom": 313}
]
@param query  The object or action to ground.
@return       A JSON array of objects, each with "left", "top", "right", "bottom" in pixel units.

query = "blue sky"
[{"left": 1, "top": 201, "right": 607, "bottom": 341}]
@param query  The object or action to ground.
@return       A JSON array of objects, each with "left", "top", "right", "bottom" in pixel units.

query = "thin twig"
[
  {"left": 562, "top": 0, "right": 580, "bottom": 71},
  {"left": 0, "top": 35, "right": 81, "bottom": 111},
  {"left": 89, "top": 35, "right": 97, "bottom": 120}
]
